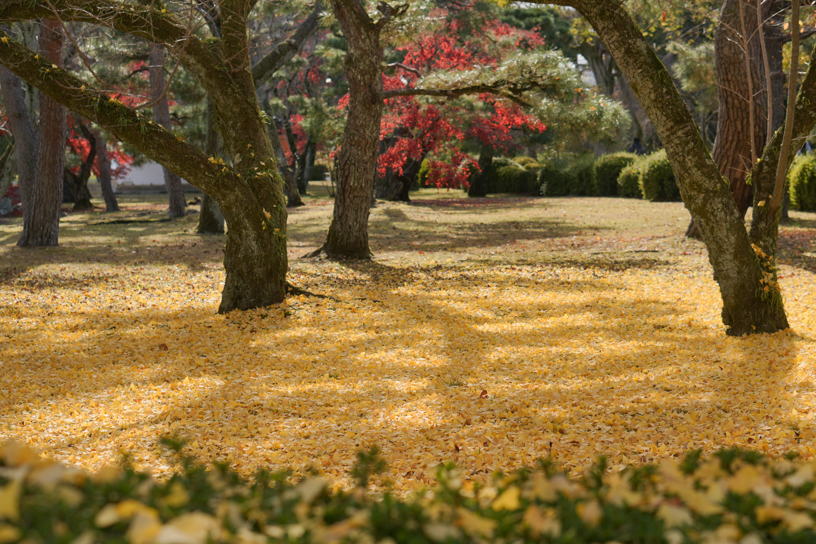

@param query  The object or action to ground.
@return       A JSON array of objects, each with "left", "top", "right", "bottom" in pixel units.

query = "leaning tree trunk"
[
  {"left": 198, "top": 98, "right": 225, "bottom": 234},
  {"left": 19, "top": 20, "right": 65, "bottom": 247},
  {"left": 468, "top": 143, "right": 493, "bottom": 198},
  {"left": 320, "top": 0, "right": 384, "bottom": 259},
  {"left": 149, "top": 45, "right": 186, "bottom": 219},
  {"left": 570, "top": 0, "right": 788, "bottom": 335},
  {"left": 94, "top": 130, "right": 120, "bottom": 212}
]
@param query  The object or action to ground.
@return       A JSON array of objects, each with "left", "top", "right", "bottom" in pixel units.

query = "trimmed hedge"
[
  {"left": 639, "top": 150, "right": 681, "bottom": 202},
  {"left": 617, "top": 161, "right": 644, "bottom": 198},
  {"left": 6, "top": 441, "right": 816, "bottom": 544},
  {"left": 540, "top": 154, "right": 595, "bottom": 197},
  {"left": 789, "top": 154, "right": 816, "bottom": 211},
  {"left": 488, "top": 165, "right": 540, "bottom": 195},
  {"left": 594, "top": 152, "right": 638, "bottom": 196}
]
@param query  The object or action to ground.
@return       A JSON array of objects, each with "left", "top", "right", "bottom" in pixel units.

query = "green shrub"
[
  {"left": 489, "top": 165, "right": 540, "bottom": 194},
  {"left": 789, "top": 154, "right": 816, "bottom": 211},
  {"left": 594, "top": 152, "right": 638, "bottom": 196},
  {"left": 540, "top": 153, "right": 596, "bottom": 197},
  {"left": 539, "top": 163, "right": 576, "bottom": 196},
  {"left": 618, "top": 160, "right": 644, "bottom": 198},
  {"left": 513, "top": 156, "right": 538, "bottom": 167},
  {"left": 309, "top": 163, "right": 329, "bottom": 181},
  {"left": 639, "top": 150, "right": 681, "bottom": 202},
  {"left": 8, "top": 441, "right": 816, "bottom": 544}
]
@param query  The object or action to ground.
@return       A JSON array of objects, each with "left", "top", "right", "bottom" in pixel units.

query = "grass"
[{"left": 2, "top": 188, "right": 816, "bottom": 493}]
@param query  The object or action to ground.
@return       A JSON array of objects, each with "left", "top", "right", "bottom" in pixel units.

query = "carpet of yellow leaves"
[{"left": 2, "top": 193, "right": 816, "bottom": 493}]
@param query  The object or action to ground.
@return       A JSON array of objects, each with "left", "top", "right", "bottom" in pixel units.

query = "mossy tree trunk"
[
  {"left": 558, "top": 0, "right": 788, "bottom": 335},
  {"left": 0, "top": 0, "right": 292, "bottom": 312},
  {"left": 319, "top": 0, "right": 387, "bottom": 259}
]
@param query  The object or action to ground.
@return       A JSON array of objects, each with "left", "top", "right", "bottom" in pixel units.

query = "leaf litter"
[{"left": 1, "top": 193, "right": 816, "bottom": 493}]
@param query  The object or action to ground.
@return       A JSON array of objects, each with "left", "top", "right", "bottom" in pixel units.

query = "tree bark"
[
  {"left": 686, "top": 0, "right": 783, "bottom": 238},
  {"left": 18, "top": 20, "right": 65, "bottom": 247},
  {"left": 566, "top": 0, "right": 788, "bottom": 335},
  {"left": 0, "top": 65, "right": 38, "bottom": 222},
  {"left": 468, "top": 143, "right": 493, "bottom": 198},
  {"left": 197, "top": 98, "right": 224, "bottom": 234},
  {"left": 149, "top": 44, "right": 187, "bottom": 219},
  {"left": 319, "top": 0, "right": 385, "bottom": 259},
  {"left": 94, "top": 130, "right": 120, "bottom": 212}
]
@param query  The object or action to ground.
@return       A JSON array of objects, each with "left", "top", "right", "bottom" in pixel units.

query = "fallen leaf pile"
[{"left": 1, "top": 195, "right": 816, "bottom": 493}]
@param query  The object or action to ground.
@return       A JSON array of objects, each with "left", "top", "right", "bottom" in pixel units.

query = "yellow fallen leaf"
[
  {"left": 0, "top": 524, "right": 20, "bottom": 544},
  {"left": 492, "top": 486, "right": 520, "bottom": 510},
  {"left": 0, "top": 481, "right": 21, "bottom": 522},
  {"left": 656, "top": 504, "right": 693, "bottom": 528},
  {"left": 456, "top": 507, "right": 497, "bottom": 537},
  {"left": 577, "top": 500, "right": 602, "bottom": 527},
  {"left": 522, "top": 505, "right": 561, "bottom": 538}
]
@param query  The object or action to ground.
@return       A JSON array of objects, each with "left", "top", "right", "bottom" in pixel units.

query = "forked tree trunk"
[
  {"left": 570, "top": 0, "right": 788, "bottom": 335},
  {"left": 320, "top": 0, "right": 384, "bottom": 259},
  {"left": 18, "top": 20, "right": 65, "bottom": 247},
  {"left": 149, "top": 45, "right": 186, "bottom": 219},
  {"left": 94, "top": 130, "right": 120, "bottom": 212},
  {"left": 468, "top": 143, "right": 493, "bottom": 198}
]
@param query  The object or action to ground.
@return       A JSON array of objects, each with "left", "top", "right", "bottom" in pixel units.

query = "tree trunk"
[
  {"left": 687, "top": 0, "right": 779, "bottom": 238},
  {"left": 149, "top": 44, "right": 186, "bottom": 219},
  {"left": 320, "top": 0, "right": 384, "bottom": 259},
  {"left": 64, "top": 122, "right": 96, "bottom": 209},
  {"left": 391, "top": 151, "right": 427, "bottom": 202},
  {"left": 94, "top": 130, "right": 119, "bottom": 212},
  {"left": 0, "top": 66, "right": 38, "bottom": 222},
  {"left": 264, "top": 110, "right": 304, "bottom": 208},
  {"left": 468, "top": 143, "right": 493, "bottom": 198},
  {"left": 18, "top": 20, "right": 65, "bottom": 247},
  {"left": 300, "top": 138, "right": 315, "bottom": 194},
  {"left": 571, "top": 0, "right": 788, "bottom": 335},
  {"left": 198, "top": 98, "right": 225, "bottom": 234}
]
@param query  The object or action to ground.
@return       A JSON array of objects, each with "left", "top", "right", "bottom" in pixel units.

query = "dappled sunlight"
[{"left": 2, "top": 195, "right": 816, "bottom": 494}]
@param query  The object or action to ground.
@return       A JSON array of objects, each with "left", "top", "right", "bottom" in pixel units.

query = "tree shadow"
[{"left": 2, "top": 259, "right": 807, "bottom": 488}]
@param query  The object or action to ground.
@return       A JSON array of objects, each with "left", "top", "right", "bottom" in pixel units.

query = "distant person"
[
  {"left": 798, "top": 140, "right": 813, "bottom": 155},
  {"left": 628, "top": 137, "right": 647, "bottom": 155}
]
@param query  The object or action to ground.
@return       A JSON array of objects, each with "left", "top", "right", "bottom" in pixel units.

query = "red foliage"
[
  {"left": 375, "top": 9, "right": 548, "bottom": 188},
  {"left": 66, "top": 115, "right": 133, "bottom": 179}
]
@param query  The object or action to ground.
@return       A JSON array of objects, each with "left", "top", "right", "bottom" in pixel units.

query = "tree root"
[{"left": 286, "top": 281, "right": 338, "bottom": 301}]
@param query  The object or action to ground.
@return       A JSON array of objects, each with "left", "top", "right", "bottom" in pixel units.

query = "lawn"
[{"left": 2, "top": 189, "right": 816, "bottom": 493}]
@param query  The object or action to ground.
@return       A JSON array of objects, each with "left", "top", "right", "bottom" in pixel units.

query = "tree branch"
[
  {"left": 0, "top": 27, "right": 238, "bottom": 200},
  {"left": 382, "top": 85, "right": 532, "bottom": 107},
  {"left": 252, "top": 0, "right": 324, "bottom": 85},
  {"left": 387, "top": 62, "right": 421, "bottom": 77},
  {"left": 0, "top": 0, "right": 227, "bottom": 99}
]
